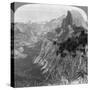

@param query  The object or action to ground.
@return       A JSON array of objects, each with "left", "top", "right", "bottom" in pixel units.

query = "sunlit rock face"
[
  {"left": 13, "top": 7, "right": 88, "bottom": 87},
  {"left": 71, "top": 10, "right": 87, "bottom": 29}
]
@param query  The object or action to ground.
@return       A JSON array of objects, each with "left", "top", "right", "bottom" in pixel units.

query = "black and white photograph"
[{"left": 11, "top": 2, "right": 88, "bottom": 88}]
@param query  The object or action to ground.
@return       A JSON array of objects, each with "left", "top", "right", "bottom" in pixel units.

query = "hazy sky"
[{"left": 14, "top": 4, "right": 87, "bottom": 23}]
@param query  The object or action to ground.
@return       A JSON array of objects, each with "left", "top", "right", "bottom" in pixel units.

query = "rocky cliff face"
[{"left": 33, "top": 10, "right": 88, "bottom": 84}]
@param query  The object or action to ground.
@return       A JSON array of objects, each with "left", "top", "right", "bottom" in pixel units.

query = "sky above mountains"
[{"left": 14, "top": 4, "right": 87, "bottom": 23}]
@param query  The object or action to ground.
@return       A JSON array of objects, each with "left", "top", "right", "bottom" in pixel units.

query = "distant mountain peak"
[{"left": 61, "top": 11, "right": 73, "bottom": 28}]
